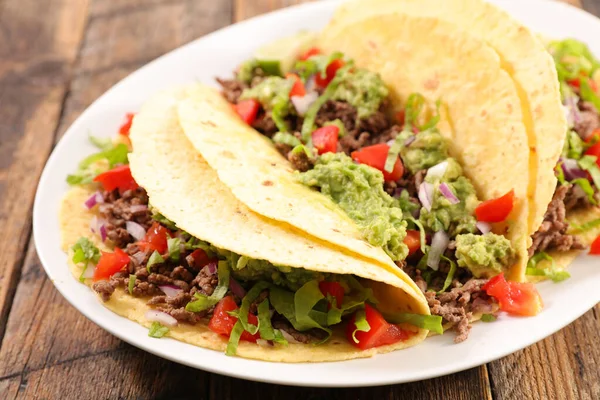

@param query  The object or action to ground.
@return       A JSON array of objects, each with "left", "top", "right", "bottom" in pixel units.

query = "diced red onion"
[
  {"left": 404, "top": 135, "right": 416, "bottom": 147},
  {"left": 291, "top": 91, "right": 319, "bottom": 116},
  {"left": 472, "top": 297, "right": 494, "bottom": 314},
  {"left": 203, "top": 261, "right": 218, "bottom": 275},
  {"left": 229, "top": 277, "right": 246, "bottom": 299},
  {"left": 563, "top": 95, "right": 580, "bottom": 127},
  {"left": 126, "top": 221, "right": 147, "bottom": 241},
  {"left": 426, "top": 161, "right": 449, "bottom": 180},
  {"left": 256, "top": 339, "right": 271, "bottom": 347},
  {"left": 427, "top": 230, "right": 449, "bottom": 271},
  {"left": 439, "top": 183, "right": 459, "bottom": 204},
  {"left": 476, "top": 221, "right": 492, "bottom": 234},
  {"left": 159, "top": 285, "right": 183, "bottom": 298},
  {"left": 560, "top": 157, "right": 587, "bottom": 181},
  {"left": 418, "top": 182, "right": 434, "bottom": 212},
  {"left": 84, "top": 191, "right": 104, "bottom": 209},
  {"left": 132, "top": 251, "right": 146, "bottom": 264},
  {"left": 82, "top": 263, "right": 96, "bottom": 279},
  {"left": 145, "top": 310, "right": 178, "bottom": 327},
  {"left": 129, "top": 204, "right": 148, "bottom": 214},
  {"left": 279, "top": 329, "right": 301, "bottom": 344},
  {"left": 99, "top": 224, "right": 107, "bottom": 242},
  {"left": 304, "top": 76, "right": 316, "bottom": 93}
]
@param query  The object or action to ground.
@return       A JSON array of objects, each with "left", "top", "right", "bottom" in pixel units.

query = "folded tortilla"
[{"left": 60, "top": 87, "right": 431, "bottom": 362}]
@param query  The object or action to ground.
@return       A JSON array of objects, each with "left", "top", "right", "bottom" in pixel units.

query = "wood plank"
[
  {"left": 0, "top": 0, "right": 90, "bottom": 342},
  {"left": 209, "top": 367, "right": 492, "bottom": 400},
  {"left": 234, "top": 0, "right": 315, "bottom": 21},
  {"left": 0, "top": 0, "right": 231, "bottom": 398},
  {"left": 488, "top": 306, "right": 600, "bottom": 400}
]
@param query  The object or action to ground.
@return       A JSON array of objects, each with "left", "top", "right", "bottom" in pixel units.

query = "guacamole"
[
  {"left": 240, "top": 76, "right": 293, "bottom": 112},
  {"left": 298, "top": 153, "right": 409, "bottom": 261},
  {"left": 400, "top": 129, "right": 448, "bottom": 174},
  {"left": 330, "top": 68, "right": 389, "bottom": 119},
  {"left": 455, "top": 233, "right": 515, "bottom": 278},
  {"left": 419, "top": 159, "right": 479, "bottom": 236}
]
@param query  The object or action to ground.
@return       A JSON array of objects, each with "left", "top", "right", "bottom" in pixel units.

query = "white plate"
[{"left": 33, "top": 0, "right": 600, "bottom": 387}]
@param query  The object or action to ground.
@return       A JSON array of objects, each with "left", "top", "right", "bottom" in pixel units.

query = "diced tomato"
[
  {"left": 287, "top": 73, "right": 306, "bottom": 98},
  {"left": 299, "top": 47, "right": 321, "bottom": 61},
  {"left": 234, "top": 99, "right": 260, "bottom": 125},
  {"left": 93, "top": 165, "right": 139, "bottom": 194},
  {"left": 319, "top": 281, "right": 345, "bottom": 309},
  {"left": 208, "top": 296, "right": 259, "bottom": 343},
  {"left": 351, "top": 144, "right": 404, "bottom": 182},
  {"left": 475, "top": 190, "right": 515, "bottom": 223},
  {"left": 584, "top": 134, "right": 600, "bottom": 170},
  {"left": 395, "top": 110, "right": 406, "bottom": 126},
  {"left": 403, "top": 230, "right": 421, "bottom": 256},
  {"left": 137, "top": 222, "right": 171, "bottom": 254},
  {"left": 346, "top": 304, "right": 412, "bottom": 350},
  {"left": 567, "top": 78, "right": 581, "bottom": 89},
  {"left": 312, "top": 125, "right": 339, "bottom": 155},
  {"left": 315, "top": 58, "right": 345, "bottom": 88},
  {"left": 188, "top": 249, "right": 215, "bottom": 269},
  {"left": 118, "top": 113, "right": 135, "bottom": 136},
  {"left": 93, "top": 248, "right": 130, "bottom": 281},
  {"left": 483, "top": 273, "right": 543, "bottom": 316},
  {"left": 590, "top": 235, "right": 600, "bottom": 255},
  {"left": 567, "top": 76, "right": 598, "bottom": 92}
]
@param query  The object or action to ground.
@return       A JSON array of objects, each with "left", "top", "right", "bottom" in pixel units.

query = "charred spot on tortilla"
[
  {"left": 262, "top": 180, "right": 274, "bottom": 187},
  {"left": 201, "top": 120, "right": 217, "bottom": 128},
  {"left": 423, "top": 78, "right": 439, "bottom": 90},
  {"left": 221, "top": 150, "right": 235, "bottom": 159}
]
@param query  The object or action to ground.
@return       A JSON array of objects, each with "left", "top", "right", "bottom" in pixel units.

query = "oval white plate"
[{"left": 34, "top": 0, "right": 600, "bottom": 387}]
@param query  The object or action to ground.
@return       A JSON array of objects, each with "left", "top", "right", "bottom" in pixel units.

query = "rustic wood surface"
[{"left": 0, "top": 0, "right": 597, "bottom": 398}]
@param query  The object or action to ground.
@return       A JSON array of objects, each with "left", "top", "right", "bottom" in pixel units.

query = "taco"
[
  {"left": 178, "top": 13, "right": 545, "bottom": 342},
  {"left": 524, "top": 38, "right": 600, "bottom": 280},
  {"left": 60, "top": 87, "right": 438, "bottom": 361}
]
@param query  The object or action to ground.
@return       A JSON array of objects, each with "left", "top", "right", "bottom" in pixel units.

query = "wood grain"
[{"left": 0, "top": 0, "right": 89, "bottom": 342}]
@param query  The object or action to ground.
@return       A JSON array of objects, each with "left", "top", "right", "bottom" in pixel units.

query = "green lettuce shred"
[
  {"left": 272, "top": 132, "right": 302, "bottom": 148},
  {"left": 146, "top": 251, "right": 164, "bottom": 273},
  {"left": 480, "top": 314, "right": 496, "bottom": 323},
  {"left": 128, "top": 274, "right": 136, "bottom": 295},
  {"left": 148, "top": 322, "right": 169, "bottom": 338},
  {"left": 151, "top": 211, "right": 178, "bottom": 230},
  {"left": 578, "top": 155, "right": 600, "bottom": 190},
  {"left": 568, "top": 217, "right": 600, "bottom": 234},
  {"left": 237, "top": 281, "right": 271, "bottom": 335},
  {"left": 186, "top": 261, "right": 230, "bottom": 312},
  {"left": 526, "top": 252, "right": 570, "bottom": 283},
  {"left": 571, "top": 178, "right": 598, "bottom": 205},
  {"left": 66, "top": 136, "right": 129, "bottom": 185},
  {"left": 257, "top": 299, "right": 287, "bottom": 345},
  {"left": 71, "top": 237, "right": 101, "bottom": 282},
  {"left": 437, "top": 255, "right": 457, "bottom": 294},
  {"left": 226, "top": 320, "right": 245, "bottom": 356},
  {"left": 167, "top": 237, "right": 181, "bottom": 262},
  {"left": 383, "top": 313, "right": 444, "bottom": 335},
  {"left": 350, "top": 309, "right": 370, "bottom": 343}
]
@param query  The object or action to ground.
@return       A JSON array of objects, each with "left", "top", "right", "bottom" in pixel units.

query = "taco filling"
[
  {"left": 217, "top": 48, "right": 540, "bottom": 342},
  {"left": 526, "top": 39, "right": 600, "bottom": 268}
]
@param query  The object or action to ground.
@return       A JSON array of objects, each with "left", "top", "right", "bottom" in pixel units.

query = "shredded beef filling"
[
  {"left": 529, "top": 184, "right": 586, "bottom": 257},
  {"left": 574, "top": 101, "right": 600, "bottom": 140},
  {"left": 99, "top": 188, "right": 153, "bottom": 248}
]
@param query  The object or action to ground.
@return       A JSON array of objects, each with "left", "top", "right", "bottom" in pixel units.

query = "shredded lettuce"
[
  {"left": 151, "top": 211, "right": 178, "bottom": 230},
  {"left": 568, "top": 217, "right": 600, "bottom": 234},
  {"left": 272, "top": 132, "right": 302, "bottom": 148},
  {"left": 294, "top": 280, "right": 331, "bottom": 338},
  {"left": 403, "top": 93, "right": 440, "bottom": 131},
  {"left": 146, "top": 251, "right": 164, "bottom": 273},
  {"left": 128, "top": 274, "right": 136, "bottom": 295},
  {"left": 563, "top": 130, "right": 586, "bottom": 160},
  {"left": 294, "top": 51, "right": 344, "bottom": 82},
  {"left": 350, "top": 309, "right": 370, "bottom": 343},
  {"left": 257, "top": 299, "right": 287, "bottom": 345},
  {"left": 226, "top": 320, "right": 245, "bottom": 356},
  {"left": 66, "top": 137, "right": 129, "bottom": 185},
  {"left": 526, "top": 252, "right": 570, "bottom": 283},
  {"left": 237, "top": 281, "right": 271, "bottom": 335},
  {"left": 326, "top": 278, "right": 374, "bottom": 326},
  {"left": 480, "top": 314, "right": 496, "bottom": 323},
  {"left": 571, "top": 178, "right": 598, "bottom": 205},
  {"left": 148, "top": 322, "right": 169, "bottom": 338},
  {"left": 384, "top": 313, "right": 444, "bottom": 335},
  {"left": 580, "top": 78, "right": 600, "bottom": 111},
  {"left": 186, "top": 261, "right": 230, "bottom": 312},
  {"left": 548, "top": 39, "right": 600, "bottom": 100},
  {"left": 555, "top": 162, "right": 567, "bottom": 185},
  {"left": 578, "top": 155, "right": 600, "bottom": 190},
  {"left": 407, "top": 216, "right": 428, "bottom": 254},
  {"left": 167, "top": 238, "right": 181, "bottom": 262},
  {"left": 437, "top": 256, "right": 457, "bottom": 294},
  {"left": 71, "top": 237, "right": 101, "bottom": 282}
]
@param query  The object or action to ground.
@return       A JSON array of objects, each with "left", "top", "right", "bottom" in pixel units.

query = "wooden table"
[{"left": 0, "top": 0, "right": 599, "bottom": 398}]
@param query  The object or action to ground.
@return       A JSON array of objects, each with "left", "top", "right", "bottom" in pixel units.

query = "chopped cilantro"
[
  {"left": 128, "top": 274, "right": 136, "bottom": 295},
  {"left": 148, "top": 322, "right": 169, "bottom": 338},
  {"left": 146, "top": 251, "right": 164, "bottom": 273},
  {"left": 481, "top": 314, "right": 496, "bottom": 322}
]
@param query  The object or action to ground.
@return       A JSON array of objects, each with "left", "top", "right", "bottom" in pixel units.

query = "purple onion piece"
[
  {"left": 159, "top": 285, "right": 183, "bottom": 298},
  {"left": 476, "top": 221, "right": 492, "bottom": 234},
  {"left": 126, "top": 221, "right": 147, "bottom": 241},
  {"left": 204, "top": 261, "right": 218, "bottom": 275},
  {"left": 145, "top": 310, "right": 177, "bottom": 327},
  {"left": 99, "top": 224, "right": 107, "bottom": 242},
  {"left": 404, "top": 135, "right": 416, "bottom": 147},
  {"left": 439, "top": 183, "right": 460, "bottom": 204},
  {"left": 229, "top": 278, "right": 247, "bottom": 299},
  {"left": 418, "top": 182, "right": 434, "bottom": 212},
  {"left": 560, "top": 157, "right": 587, "bottom": 181}
]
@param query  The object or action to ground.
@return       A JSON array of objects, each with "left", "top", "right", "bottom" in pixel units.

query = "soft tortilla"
[
  {"left": 320, "top": 0, "right": 567, "bottom": 279},
  {"left": 59, "top": 87, "right": 431, "bottom": 362}
]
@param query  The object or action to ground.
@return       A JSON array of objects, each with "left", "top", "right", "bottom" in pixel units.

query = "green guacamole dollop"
[
  {"left": 419, "top": 158, "right": 479, "bottom": 236},
  {"left": 455, "top": 233, "right": 515, "bottom": 278},
  {"left": 330, "top": 68, "right": 389, "bottom": 119},
  {"left": 297, "top": 152, "right": 409, "bottom": 261},
  {"left": 240, "top": 76, "right": 293, "bottom": 112},
  {"left": 399, "top": 129, "right": 449, "bottom": 174}
]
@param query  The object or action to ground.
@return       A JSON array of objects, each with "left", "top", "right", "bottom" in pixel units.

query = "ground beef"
[
  {"left": 287, "top": 149, "right": 314, "bottom": 172},
  {"left": 272, "top": 320, "right": 326, "bottom": 344},
  {"left": 99, "top": 188, "right": 153, "bottom": 248},
  {"left": 92, "top": 281, "right": 115, "bottom": 302},
  {"left": 251, "top": 111, "right": 278, "bottom": 137},
  {"left": 563, "top": 182, "right": 600, "bottom": 211},
  {"left": 529, "top": 184, "right": 586, "bottom": 257},
  {"left": 574, "top": 101, "right": 600, "bottom": 140},
  {"left": 216, "top": 77, "right": 246, "bottom": 104}
]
